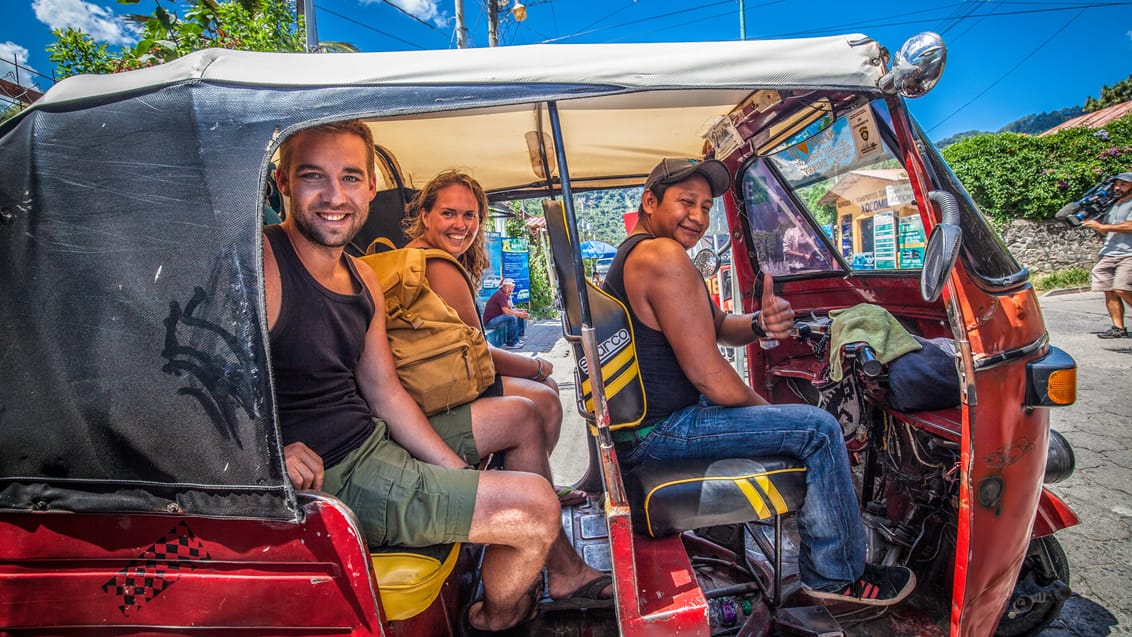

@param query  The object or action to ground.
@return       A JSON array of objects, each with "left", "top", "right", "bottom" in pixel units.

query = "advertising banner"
[{"left": 502, "top": 236, "right": 531, "bottom": 303}]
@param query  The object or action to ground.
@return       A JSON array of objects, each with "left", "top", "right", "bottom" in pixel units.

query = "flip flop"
[
  {"left": 457, "top": 579, "right": 542, "bottom": 636},
  {"left": 555, "top": 485, "right": 588, "bottom": 507},
  {"left": 541, "top": 573, "right": 614, "bottom": 611}
]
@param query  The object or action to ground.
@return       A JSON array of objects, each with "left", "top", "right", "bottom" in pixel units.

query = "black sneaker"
[
  {"left": 1097, "top": 326, "right": 1128, "bottom": 339},
  {"left": 805, "top": 564, "right": 916, "bottom": 607}
]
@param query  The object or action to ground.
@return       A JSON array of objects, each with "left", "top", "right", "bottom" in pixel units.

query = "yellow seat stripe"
[
  {"left": 755, "top": 475, "right": 789, "bottom": 514},
  {"left": 734, "top": 478, "right": 771, "bottom": 519},
  {"left": 580, "top": 346, "right": 637, "bottom": 395}
]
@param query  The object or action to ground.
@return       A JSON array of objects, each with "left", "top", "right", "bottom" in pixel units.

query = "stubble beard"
[{"left": 293, "top": 206, "right": 364, "bottom": 249}]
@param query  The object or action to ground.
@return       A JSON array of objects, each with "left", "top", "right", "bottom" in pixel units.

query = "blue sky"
[{"left": 2, "top": 0, "right": 1130, "bottom": 141}]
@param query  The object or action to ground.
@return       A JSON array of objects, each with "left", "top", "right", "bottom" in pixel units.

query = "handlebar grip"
[{"left": 856, "top": 344, "right": 883, "bottom": 378}]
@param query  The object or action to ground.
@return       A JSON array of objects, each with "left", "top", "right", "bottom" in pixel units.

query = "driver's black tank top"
[
  {"left": 603, "top": 233, "right": 701, "bottom": 428},
  {"left": 265, "top": 225, "right": 376, "bottom": 467}
]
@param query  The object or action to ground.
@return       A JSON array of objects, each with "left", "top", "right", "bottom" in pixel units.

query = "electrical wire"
[
  {"left": 926, "top": 7, "right": 1088, "bottom": 133},
  {"left": 317, "top": 3, "right": 432, "bottom": 50}
]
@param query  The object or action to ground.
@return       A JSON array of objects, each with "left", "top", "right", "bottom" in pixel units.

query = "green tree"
[
  {"left": 1, "top": 103, "right": 24, "bottom": 125},
  {"left": 941, "top": 113, "right": 1132, "bottom": 224},
  {"left": 48, "top": 0, "right": 306, "bottom": 78},
  {"left": 1084, "top": 74, "right": 1132, "bottom": 113}
]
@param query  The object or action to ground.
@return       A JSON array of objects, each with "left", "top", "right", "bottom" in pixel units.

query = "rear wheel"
[{"left": 994, "top": 535, "right": 1070, "bottom": 636}]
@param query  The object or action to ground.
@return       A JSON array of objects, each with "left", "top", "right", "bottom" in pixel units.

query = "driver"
[{"left": 602, "top": 157, "right": 916, "bottom": 607}]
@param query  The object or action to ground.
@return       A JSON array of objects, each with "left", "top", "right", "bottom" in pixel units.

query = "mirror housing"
[
  {"left": 880, "top": 32, "right": 947, "bottom": 98},
  {"left": 921, "top": 190, "right": 962, "bottom": 302}
]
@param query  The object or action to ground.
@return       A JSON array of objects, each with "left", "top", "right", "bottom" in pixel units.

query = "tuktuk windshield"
[{"left": 740, "top": 97, "right": 1024, "bottom": 286}]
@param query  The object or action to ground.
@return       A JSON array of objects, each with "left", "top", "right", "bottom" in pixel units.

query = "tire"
[{"left": 994, "top": 536, "right": 1070, "bottom": 637}]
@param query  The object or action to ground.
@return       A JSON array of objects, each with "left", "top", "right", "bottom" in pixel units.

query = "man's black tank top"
[
  {"left": 265, "top": 225, "right": 376, "bottom": 467},
  {"left": 602, "top": 233, "right": 701, "bottom": 428}
]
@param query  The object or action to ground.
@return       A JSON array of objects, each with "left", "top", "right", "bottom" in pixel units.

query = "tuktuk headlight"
[
  {"left": 1025, "top": 346, "right": 1076, "bottom": 407},
  {"left": 1045, "top": 429, "right": 1075, "bottom": 484}
]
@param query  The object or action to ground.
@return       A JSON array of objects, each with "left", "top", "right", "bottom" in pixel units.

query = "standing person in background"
[
  {"left": 484, "top": 278, "right": 529, "bottom": 349},
  {"left": 1082, "top": 172, "right": 1132, "bottom": 339}
]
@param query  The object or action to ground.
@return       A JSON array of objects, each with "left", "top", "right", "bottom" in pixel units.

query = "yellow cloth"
[{"left": 828, "top": 304, "right": 922, "bottom": 381}]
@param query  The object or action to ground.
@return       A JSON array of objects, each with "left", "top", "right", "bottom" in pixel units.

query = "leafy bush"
[
  {"left": 942, "top": 113, "right": 1132, "bottom": 225},
  {"left": 1033, "top": 267, "right": 1090, "bottom": 293}
]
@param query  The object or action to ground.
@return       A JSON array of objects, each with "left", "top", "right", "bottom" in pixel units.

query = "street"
[
  {"left": 535, "top": 287, "right": 1132, "bottom": 635},
  {"left": 1036, "top": 289, "right": 1132, "bottom": 636}
]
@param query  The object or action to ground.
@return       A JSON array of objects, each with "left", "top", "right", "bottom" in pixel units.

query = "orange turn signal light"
[{"left": 1045, "top": 368, "right": 1076, "bottom": 405}]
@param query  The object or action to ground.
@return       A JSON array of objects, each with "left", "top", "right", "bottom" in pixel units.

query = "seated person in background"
[
  {"left": 602, "top": 157, "right": 916, "bottom": 607},
  {"left": 264, "top": 122, "right": 604, "bottom": 631},
  {"left": 483, "top": 278, "right": 529, "bottom": 349},
  {"left": 403, "top": 170, "right": 588, "bottom": 508}
]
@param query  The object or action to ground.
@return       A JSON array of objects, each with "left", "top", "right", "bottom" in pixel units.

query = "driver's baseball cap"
[
  {"left": 644, "top": 158, "right": 731, "bottom": 198},
  {"left": 501, "top": 278, "right": 515, "bottom": 287},
  {"left": 1115, "top": 172, "right": 1132, "bottom": 183}
]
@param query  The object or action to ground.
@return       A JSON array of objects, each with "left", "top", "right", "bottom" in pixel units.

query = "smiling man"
[
  {"left": 262, "top": 121, "right": 567, "bottom": 633},
  {"left": 601, "top": 157, "right": 916, "bottom": 607}
]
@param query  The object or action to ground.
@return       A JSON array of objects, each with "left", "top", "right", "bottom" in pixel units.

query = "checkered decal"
[{"left": 102, "top": 520, "right": 211, "bottom": 616}]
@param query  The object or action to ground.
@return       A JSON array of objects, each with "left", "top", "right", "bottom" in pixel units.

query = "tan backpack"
[{"left": 359, "top": 248, "right": 496, "bottom": 415}]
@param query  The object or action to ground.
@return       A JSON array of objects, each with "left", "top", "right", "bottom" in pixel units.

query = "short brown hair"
[{"left": 278, "top": 120, "right": 376, "bottom": 178}]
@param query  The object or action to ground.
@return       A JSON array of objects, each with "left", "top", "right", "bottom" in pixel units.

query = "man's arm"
[
  {"left": 625, "top": 238, "right": 768, "bottom": 407},
  {"left": 501, "top": 304, "right": 530, "bottom": 320},
  {"left": 1083, "top": 219, "right": 1132, "bottom": 234},
  {"left": 263, "top": 236, "right": 327, "bottom": 489},
  {"left": 353, "top": 259, "right": 469, "bottom": 469}
]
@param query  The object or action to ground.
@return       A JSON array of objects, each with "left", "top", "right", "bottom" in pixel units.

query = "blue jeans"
[
  {"left": 619, "top": 397, "right": 865, "bottom": 591},
  {"left": 486, "top": 314, "right": 525, "bottom": 345}
]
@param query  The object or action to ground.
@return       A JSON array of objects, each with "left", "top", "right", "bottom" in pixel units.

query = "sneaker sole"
[{"left": 804, "top": 570, "right": 917, "bottom": 608}]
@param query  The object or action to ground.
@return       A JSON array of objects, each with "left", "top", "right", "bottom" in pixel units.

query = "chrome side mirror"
[
  {"left": 880, "top": 32, "right": 947, "bottom": 98},
  {"left": 693, "top": 238, "right": 731, "bottom": 277},
  {"left": 693, "top": 248, "right": 721, "bottom": 277}
]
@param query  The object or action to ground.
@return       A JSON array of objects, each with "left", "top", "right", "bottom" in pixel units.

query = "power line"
[
  {"left": 317, "top": 4, "right": 431, "bottom": 49},
  {"left": 926, "top": 8, "right": 1088, "bottom": 133}
]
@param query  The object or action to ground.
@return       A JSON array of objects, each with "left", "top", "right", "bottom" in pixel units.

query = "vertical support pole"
[{"left": 302, "top": 0, "right": 319, "bottom": 52}]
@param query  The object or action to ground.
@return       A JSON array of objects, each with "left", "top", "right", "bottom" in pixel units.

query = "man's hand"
[
  {"left": 759, "top": 272, "right": 795, "bottom": 339},
  {"left": 284, "top": 442, "right": 325, "bottom": 491},
  {"left": 1081, "top": 219, "right": 1107, "bottom": 234}
]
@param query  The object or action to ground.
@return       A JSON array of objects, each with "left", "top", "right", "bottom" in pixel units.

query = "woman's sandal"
[{"left": 540, "top": 573, "right": 614, "bottom": 611}]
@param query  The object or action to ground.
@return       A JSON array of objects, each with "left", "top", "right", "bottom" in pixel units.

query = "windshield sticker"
[
  {"left": 773, "top": 118, "right": 856, "bottom": 182},
  {"left": 704, "top": 115, "right": 745, "bottom": 159},
  {"left": 848, "top": 105, "right": 883, "bottom": 161}
]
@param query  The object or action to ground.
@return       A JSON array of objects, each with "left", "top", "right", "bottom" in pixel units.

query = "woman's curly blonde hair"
[{"left": 403, "top": 170, "right": 491, "bottom": 286}]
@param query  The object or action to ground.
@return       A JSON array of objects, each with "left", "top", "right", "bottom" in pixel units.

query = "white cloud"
[
  {"left": 32, "top": 0, "right": 138, "bottom": 45},
  {"left": 361, "top": 0, "right": 448, "bottom": 28},
  {"left": 0, "top": 41, "right": 40, "bottom": 89},
  {"left": 1127, "top": 29, "right": 1132, "bottom": 42}
]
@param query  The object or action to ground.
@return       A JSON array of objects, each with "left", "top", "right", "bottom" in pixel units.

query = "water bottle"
[{"left": 707, "top": 596, "right": 750, "bottom": 630}]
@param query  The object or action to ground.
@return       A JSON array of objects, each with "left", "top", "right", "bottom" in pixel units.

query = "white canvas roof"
[
  {"left": 40, "top": 36, "right": 884, "bottom": 105},
  {"left": 33, "top": 36, "right": 889, "bottom": 194}
]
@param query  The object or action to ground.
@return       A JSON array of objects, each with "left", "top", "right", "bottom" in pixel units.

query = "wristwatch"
[{"left": 750, "top": 311, "right": 767, "bottom": 338}]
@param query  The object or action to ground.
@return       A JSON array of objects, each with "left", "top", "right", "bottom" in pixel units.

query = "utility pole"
[
  {"left": 487, "top": 0, "right": 499, "bottom": 47},
  {"left": 455, "top": 0, "right": 467, "bottom": 48}
]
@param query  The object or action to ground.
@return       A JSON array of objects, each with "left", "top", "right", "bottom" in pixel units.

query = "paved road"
[
  {"left": 1035, "top": 290, "right": 1132, "bottom": 636},
  {"left": 527, "top": 288, "right": 1132, "bottom": 635}
]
